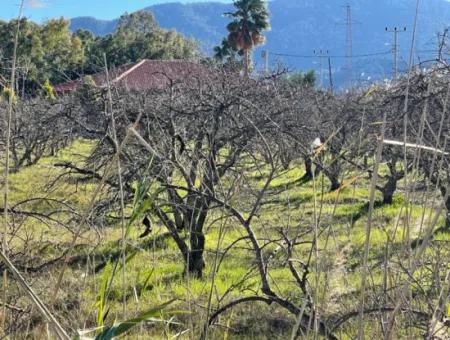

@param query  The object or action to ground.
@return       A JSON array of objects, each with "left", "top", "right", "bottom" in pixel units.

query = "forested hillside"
[{"left": 70, "top": 0, "right": 450, "bottom": 83}]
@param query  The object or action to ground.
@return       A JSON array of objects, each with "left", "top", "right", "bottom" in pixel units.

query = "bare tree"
[{"left": 0, "top": 99, "right": 74, "bottom": 172}]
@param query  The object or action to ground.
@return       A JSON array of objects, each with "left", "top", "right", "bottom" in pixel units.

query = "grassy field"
[{"left": 3, "top": 139, "right": 449, "bottom": 339}]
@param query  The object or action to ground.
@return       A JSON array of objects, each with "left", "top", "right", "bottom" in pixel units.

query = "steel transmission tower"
[
  {"left": 337, "top": 5, "right": 358, "bottom": 86},
  {"left": 345, "top": 5, "right": 353, "bottom": 80}
]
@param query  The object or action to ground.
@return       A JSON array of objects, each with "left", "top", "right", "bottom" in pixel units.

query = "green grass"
[{"left": 3, "top": 139, "right": 449, "bottom": 339}]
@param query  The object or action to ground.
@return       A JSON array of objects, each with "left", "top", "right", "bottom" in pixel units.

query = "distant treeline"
[{"left": 0, "top": 11, "right": 200, "bottom": 94}]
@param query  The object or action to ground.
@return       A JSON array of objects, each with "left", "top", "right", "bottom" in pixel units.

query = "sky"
[{"left": 1, "top": 0, "right": 231, "bottom": 22}]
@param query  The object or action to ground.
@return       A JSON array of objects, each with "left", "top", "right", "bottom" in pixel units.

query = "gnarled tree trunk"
[
  {"left": 380, "top": 175, "right": 398, "bottom": 205},
  {"left": 304, "top": 155, "right": 313, "bottom": 179}
]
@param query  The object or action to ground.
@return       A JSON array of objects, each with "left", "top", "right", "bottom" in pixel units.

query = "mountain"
[
  {"left": 70, "top": 2, "right": 231, "bottom": 49},
  {"left": 70, "top": 0, "right": 450, "bottom": 86},
  {"left": 70, "top": 17, "right": 118, "bottom": 36}
]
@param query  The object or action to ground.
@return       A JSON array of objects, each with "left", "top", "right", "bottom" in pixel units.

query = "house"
[{"left": 54, "top": 59, "right": 213, "bottom": 94}]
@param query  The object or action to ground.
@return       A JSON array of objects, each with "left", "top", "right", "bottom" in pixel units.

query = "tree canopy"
[
  {"left": 87, "top": 11, "right": 200, "bottom": 71},
  {"left": 0, "top": 18, "right": 84, "bottom": 91},
  {"left": 0, "top": 11, "right": 200, "bottom": 95},
  {"left": 285, "top": 70, "right": 316, "bottom": 88},
  {"left": 221, "top": 0, "right": 270, "bottom": 75}
]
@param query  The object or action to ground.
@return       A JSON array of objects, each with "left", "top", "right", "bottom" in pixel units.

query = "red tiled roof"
[{"left": 54, "top": 60, "right": 213, "bottom": 94}]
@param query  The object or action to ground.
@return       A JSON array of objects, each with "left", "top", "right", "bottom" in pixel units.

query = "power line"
[
  {"left": 270, "top": 51, "right": 392, "bottom": 59},
  {"left": 270, "top": 50, "right": 441, "bottom": 59}
]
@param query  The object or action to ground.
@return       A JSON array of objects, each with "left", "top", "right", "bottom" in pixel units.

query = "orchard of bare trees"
[{"left": 1, "top": 64, "right": 450, "bottom": 339}]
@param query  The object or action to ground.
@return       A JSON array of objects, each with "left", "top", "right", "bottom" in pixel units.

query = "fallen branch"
[
  {"left": 383, "top": 139, "right": 449, "bottom": 155},
  {"left": 53, "top": 161, "right": 120, "bottom": 189},
  {"left": 208, "top": 296, "right": 273, "bottom": 325},
  {"left": 329, "top": 306, "right": 429, "bottom": 332},
  {"left": 0, "top": 249, "right": 70, "bottom": 339},
  {"left": 208, "top": 295, "right": 338, "bottom": 340},
  {"left": 0, "top": 300, "right": 26, "bottom": 313}
]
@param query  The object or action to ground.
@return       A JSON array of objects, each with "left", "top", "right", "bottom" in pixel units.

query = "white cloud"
[{"left": 25, "top": 0, "right": 47, "bottom": 9}]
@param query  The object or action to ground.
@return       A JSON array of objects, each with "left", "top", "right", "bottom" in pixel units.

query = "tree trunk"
[
  {"left": 445, "top": 196, "right": 450, "bottom": 231},
  {"left": 322, "top": 158, "right": 341, "bottom": 191},
  {"left": 381, "top": 176, "right": 397, "bottom": 205},
  {"left": 183, "top": 197, "right": 209, "bottom": 278},
  {"left": 329, "top": 175, "right": 341, "bottom": 191},
  {"left": 243, "top": 49, "right": 252, "bottom": 77},
  {"left": 304, "top": 155, "right": 313, "bottom": 179},
  {"left": 187, "top": 231, "right": 205, "bottom": 278}
]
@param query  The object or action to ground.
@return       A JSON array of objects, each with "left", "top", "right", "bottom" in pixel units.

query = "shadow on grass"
[
  {"left": 108, "top": 282, "right": 155, "bottom": 302},
  {"left": 91, "top": 232, "right": 174, "bottom": 273},
  {"left": 297, "top": 173, "right": 314, "bottom": 185},
  {"left": 270, "top": 174, "right": 313, "bottom": 192},
  {"left": 432, "top": 225, "right": 450, "bottom": 235},
  {"left": 410, "top": 225, "right": 449, "bottom": 250},
  {"left": 262, "top": 193, "right": 314, "bottom": 207},
  {"left": 108, "top": 271, "right": 184, "bottom": 303},
  {"left": 63, "top": 232, "right": 171, "bottom": 273},
  {"left": 349, "top": 200, "right": 386, "bottom": 227}
]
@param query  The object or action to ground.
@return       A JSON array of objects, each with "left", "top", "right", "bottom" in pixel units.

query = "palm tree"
[
  {"left": 224, "top": 0, "right": 270, "bottom": 76},
  {"left": 213, "top": 38, "right": 233, "bottom": 62},
  {"left": 213, "top": 38, "right": 244, "bottom": 71}
]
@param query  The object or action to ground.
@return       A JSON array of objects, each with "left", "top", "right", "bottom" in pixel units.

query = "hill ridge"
[{"left": 69, "top": 0, "right": 450, "bottom": 84}]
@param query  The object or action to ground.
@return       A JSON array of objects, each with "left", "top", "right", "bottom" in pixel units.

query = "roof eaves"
[{"left": 112, "top": 59, "right": 147, "bottom": 84}]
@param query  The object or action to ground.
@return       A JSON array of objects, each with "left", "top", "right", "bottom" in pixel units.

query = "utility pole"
[
  {"left": 261, "top": 50, "right": 269, "bottom": 74},
  {"left": 314, "top": 49, "right": 328, "bottom": 88},
  {"left": 385, "top": 26, "right": 406, "bottom": 81},
  {"left": 314, "top": 49, "right": 333, "bottom": 93},
  {"left": 437, "top": 28, "right": 448, "bottom": 62},
  {"left": 328, "top": 56, "right": 334, "bottom": 95}
]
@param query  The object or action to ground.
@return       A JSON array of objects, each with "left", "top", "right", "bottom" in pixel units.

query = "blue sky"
[{"left": 2, "top": 0, "right": 231, "bottom": 22}]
